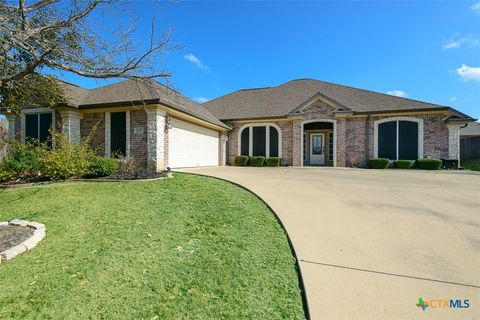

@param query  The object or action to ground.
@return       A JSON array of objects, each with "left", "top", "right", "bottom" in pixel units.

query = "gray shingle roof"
[
  {"left": 203, "top": 78, "right": 468, "bottom": 120},
  {"left": 59, "top": 79, "right": 228, "bottom": 129}
]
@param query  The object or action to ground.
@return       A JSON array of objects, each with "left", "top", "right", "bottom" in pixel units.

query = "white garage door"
[{"left": 168, "top": 118, "right": 219, "bottom": 168}]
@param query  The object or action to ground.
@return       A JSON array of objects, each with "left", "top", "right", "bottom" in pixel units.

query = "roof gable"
[{"left": 203, "top": 78, "right": 472, "bottom": 121}]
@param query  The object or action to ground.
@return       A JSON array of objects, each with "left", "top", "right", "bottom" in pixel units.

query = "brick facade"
[
  {"left": 225, "top": 99, "right": 453, "bottom": 167},
  {"left": 80, "top": 112, "right": 105, "bottom": 155},
  {"left": 129, "top": 110, "right": 148, "bottom": 166}
]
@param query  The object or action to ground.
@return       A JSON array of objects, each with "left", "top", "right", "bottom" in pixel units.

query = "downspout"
[{"left": 365, "top": 113, "right": 371, "bottom": 166}]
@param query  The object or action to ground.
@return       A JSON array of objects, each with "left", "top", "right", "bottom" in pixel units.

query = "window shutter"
[
  {"left": 398, "top": 121, "right": 418, "bottom": 160},
  {"left": 240, "top": 128, "right": 249, "bottom": 156},
  {"left": 252, "top": 126, "right": 266, "bottom": 156},
  {"left": 378, "top": 121, "right": 397, "bottom": 160},
  {"left": 269, "top": 127, "right": 279, "bottom": 157}
]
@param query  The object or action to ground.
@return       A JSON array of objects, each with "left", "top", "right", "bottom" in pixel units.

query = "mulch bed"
[
  {"left": 0, "top": 225, "right": 34, "bottom": 252},
  {"left": 97, "top": 170, "right": 169, "bottom": 180}
]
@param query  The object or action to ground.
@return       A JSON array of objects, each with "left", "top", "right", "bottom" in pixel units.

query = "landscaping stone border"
[{"left": 0, "top": 220, "right": 46, "bottom": 263}]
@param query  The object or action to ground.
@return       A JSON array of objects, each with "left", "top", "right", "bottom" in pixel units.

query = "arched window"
[
  {"left": 238, "top": 124, "right": 281, "bottom": 157},
  {"left": 375, "top": 118, "right": 423, "bottom": 160}
]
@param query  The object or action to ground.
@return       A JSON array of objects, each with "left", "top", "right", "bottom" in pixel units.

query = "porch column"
[
  {"left": 292, "top": 120, "right": 302, "bottom": 166},
  {"left": 59, "top": 110, "right": 83, "bottom": 144},
  {"left": 219, "top": 132, "right": 228, "bottom": 166},
  {"left": 447, "top": 124, "right": 462, "bottom": 161},
  {"left": 146, "top": 107, "right": 167, "bottom": 172},
  {"left": 5, "top": 114, "right": 16, "bottom": 141},
  {"left": 336, "top": 118, "right": 347, "bottom": 167}
]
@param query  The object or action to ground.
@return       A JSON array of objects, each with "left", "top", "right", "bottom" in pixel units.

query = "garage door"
[{"left": 168, "top": 118, "right": 219, "bottom": 168}]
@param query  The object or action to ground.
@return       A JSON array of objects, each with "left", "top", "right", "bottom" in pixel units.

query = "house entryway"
[{"left": 303, "top": 121, "right": 334, "bottom": 166}]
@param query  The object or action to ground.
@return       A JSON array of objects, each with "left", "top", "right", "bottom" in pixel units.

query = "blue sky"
[{"left": 58, "top": 1, "right": 480, "bottom": 118}]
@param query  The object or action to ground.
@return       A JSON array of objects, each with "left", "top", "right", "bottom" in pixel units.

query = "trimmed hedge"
[
  {"left": 89, "top": 157, "right": 120, "bottom": 177},
  {"left": 249, "top": 156, "right": 265, "bottom": 167},
  {"left": 266, "top": 157, "right": 281, "bottom": 167},
  {"left": 394, "top": 160, "right": 413, "bottom": 169},
  {"left": 368, "top": 158, "right": 389, "bottom": 169},
  {"left": 415, "top": 158, "right": 442, "bottom": 170},
  {"left": 233, "top": 156, "right": 249, "bottom": 166}
]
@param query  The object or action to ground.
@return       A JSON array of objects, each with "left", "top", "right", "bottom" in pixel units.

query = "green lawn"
[
  {"left": 0, "top": 174, "right": 304, "bottom": 319},
  {"left": 462, "top": 159, "right": 480, "bottom": 171}
]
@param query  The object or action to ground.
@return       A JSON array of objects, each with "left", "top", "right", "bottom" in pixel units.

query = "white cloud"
[
  {"left": 183, "top": 53, "right": 208, "bottom": 70},
  {"left": 442, "top": 34, "right": 480, "bottom": 50},
  {"left": 472, "top": 1, "right": 480, "bottom": 11},
  {"left": 193, "top": 97, "right": 210, "bottom": 103},
  {"left": 449, "top": 96, "right": 457, "bottom": 102},
  {"left": 456, "top": 64, "right": 480, "bottom": 81},
  {"left": 386, "top": 90, "right": 407, "bottom": 98}
]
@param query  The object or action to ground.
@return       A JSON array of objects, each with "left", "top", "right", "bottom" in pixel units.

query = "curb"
[
  {"left": 178, "top": 171, "right": 311, "bottom": 320},
  {"left": 0, "top": 220, "right": 46, "bottom": 263}
]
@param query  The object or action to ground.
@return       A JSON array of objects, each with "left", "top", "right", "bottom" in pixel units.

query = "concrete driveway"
[{"left": 179, "top": 167, "right": 480, "bottom": 319}]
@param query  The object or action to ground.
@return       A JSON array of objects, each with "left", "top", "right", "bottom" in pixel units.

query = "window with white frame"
[
  {"left": 239, "top": 125, "right": 280, "bottom": 157},
  {"left": 25, "top": 113, "right": 52, "bottom": 144},
  {"left": 377, "top": 120, "right": 419, "bottom": 160}
]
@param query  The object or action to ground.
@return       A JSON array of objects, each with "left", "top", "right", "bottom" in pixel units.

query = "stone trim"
[
  {"left": 300, "top": 119, "right": 337, "bottom": 167},
  {"left": 373, "top": 117, "right": 424, "bottom": 160},
  {"left": 6, "top": 114, "right": 16, "bottom": 141},
  {"left": 237, "top": 123, "right": 283, "bottom": 158},
  {"left": 447, "top": 124, "right": 461, "bottom": 161},
  {"left": 59, "top": 110, "right": 83, "bottom": 144},
  {"left": 0, "top": 220, "right": 46, "bottom": 263},
  {"left": 146, "top": 108, "right": 167, "bottom": 171},
  {"left": 126, "top": 110, "right": 131, "bottom": 157},
  {"left": 20, "top": 108, "right": 56, "bottom": 144},
  {"left": 104, "top": 112, "right": 111, "bottom": 156}
]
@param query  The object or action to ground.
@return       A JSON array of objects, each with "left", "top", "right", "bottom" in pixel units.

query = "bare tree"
[{"left": 0, "top": 0, "right": 173, "bottom": 112}]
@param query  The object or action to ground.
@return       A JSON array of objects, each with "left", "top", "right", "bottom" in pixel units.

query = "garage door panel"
[{"left": 168, "top": 118, "right": 219, "bottom": 168}]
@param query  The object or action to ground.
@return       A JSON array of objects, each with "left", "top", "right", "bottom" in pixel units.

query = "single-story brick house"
[
  {"left": 2, "top": 78, "right": 475, "bottom": 170},
  {"left": 2, "top": 79, "right": 230, "bottom": 171},
  {"left": 203, "top": 78, "right": 475, "bottom": 167}
]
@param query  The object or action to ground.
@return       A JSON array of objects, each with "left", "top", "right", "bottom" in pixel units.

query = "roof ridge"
[{"left": 285, "top": 78, "right": 450, "bottom": 108}]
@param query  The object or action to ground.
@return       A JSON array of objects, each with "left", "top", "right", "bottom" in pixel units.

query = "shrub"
[
  {"left": 266, "top": 157, "right": 281, "bottom": 167},
  {"left": 249, "top": 156, "right": 265, "bottom": 167},
  {"left": 89, "top": 157, "right": 119, "bottom": 177},
  {"left": 394, "top": 160, "right": 413, "bottom": 169},
  {"left": 368, "top": 158, "right": 389, "bottom": 169},
  {"left": 415, "top": 158, "right": 442, "bottom": 170},
  {"left": 233, "top": 155, "right": 249, "bottom": 166},
  {"left": 0, "top": 141, "right": 46, "bottom": 183},
  {"left": 42, "top": 132, "right": 96, "bottom": 180}
]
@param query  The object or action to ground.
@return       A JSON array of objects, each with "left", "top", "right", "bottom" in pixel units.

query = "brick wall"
[
  {"left": 80, "top": 112, "right": 105, "bottom": 155},
  {"left": 225, "top": 120, "right": 295, "bottom": 165},
  {"left": 130, "top": 110, "right": 148, "bottom": 166}
]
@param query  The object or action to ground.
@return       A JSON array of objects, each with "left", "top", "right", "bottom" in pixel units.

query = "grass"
[
  {"left": 462, "top": 159, "right": 480, "bottom": 171},
  {"left": 0, "top": 173, "right": 304, "bottom": 319}
]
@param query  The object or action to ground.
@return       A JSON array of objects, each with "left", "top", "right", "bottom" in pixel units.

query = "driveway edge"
[{"left": 178, "top": 172, "right": 311, "bottom": 320}]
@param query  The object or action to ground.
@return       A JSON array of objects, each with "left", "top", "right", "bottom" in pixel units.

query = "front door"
[
  {"left": 110, "top": 112, "right": 126, "bottom": 157},
  {"left": 310, "top": 133, "right": 325, "bottom": 165}
]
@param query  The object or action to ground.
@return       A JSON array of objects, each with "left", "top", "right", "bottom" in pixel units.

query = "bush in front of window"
[
  {"left": 368, "top": 158, "right": 390, "bottom": 169},
  {"left": 266, "top": 157, "right": 281, "bottom": 167},
  {"left": 42, "top": 131, "right": 97, "bottom": 180},
  {"left": 394, "top": 160, "right": 413, "bottom": 169},
  {"left": 89, "top": 157, "right": 120, "bottom": 177},
  {"left": 233, "top": 156, "right": 249, "bottom": 166},
  {"left": 249, "top": 156, "right": 265, "bottom": 167},
  {"left": 415, "top": 158, "right": 442, "bottom": 170}
]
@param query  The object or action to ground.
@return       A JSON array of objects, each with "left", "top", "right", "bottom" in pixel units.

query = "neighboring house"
[
  {"left": 1, "top": 79, "right": 230, "bottom": 171},
  {"left": 1, "top": 78, "right": 475, "bottom": 170},
  {"left": 203, "top": 79, "right": 474, "bottom": 167},
  {"left": 460, "top": 121, "right": 480, "bottom": 160}
]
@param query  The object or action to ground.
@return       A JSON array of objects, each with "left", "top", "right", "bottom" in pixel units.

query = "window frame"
[
  {"left": 374, "top": 117, "right": 423, "bottom": 160},
  {"left": 238, "top": 123, "right": 282, "bottom": 158},
  {"left": 21, "top": 108, "right": 55, "bottom": 145}
]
